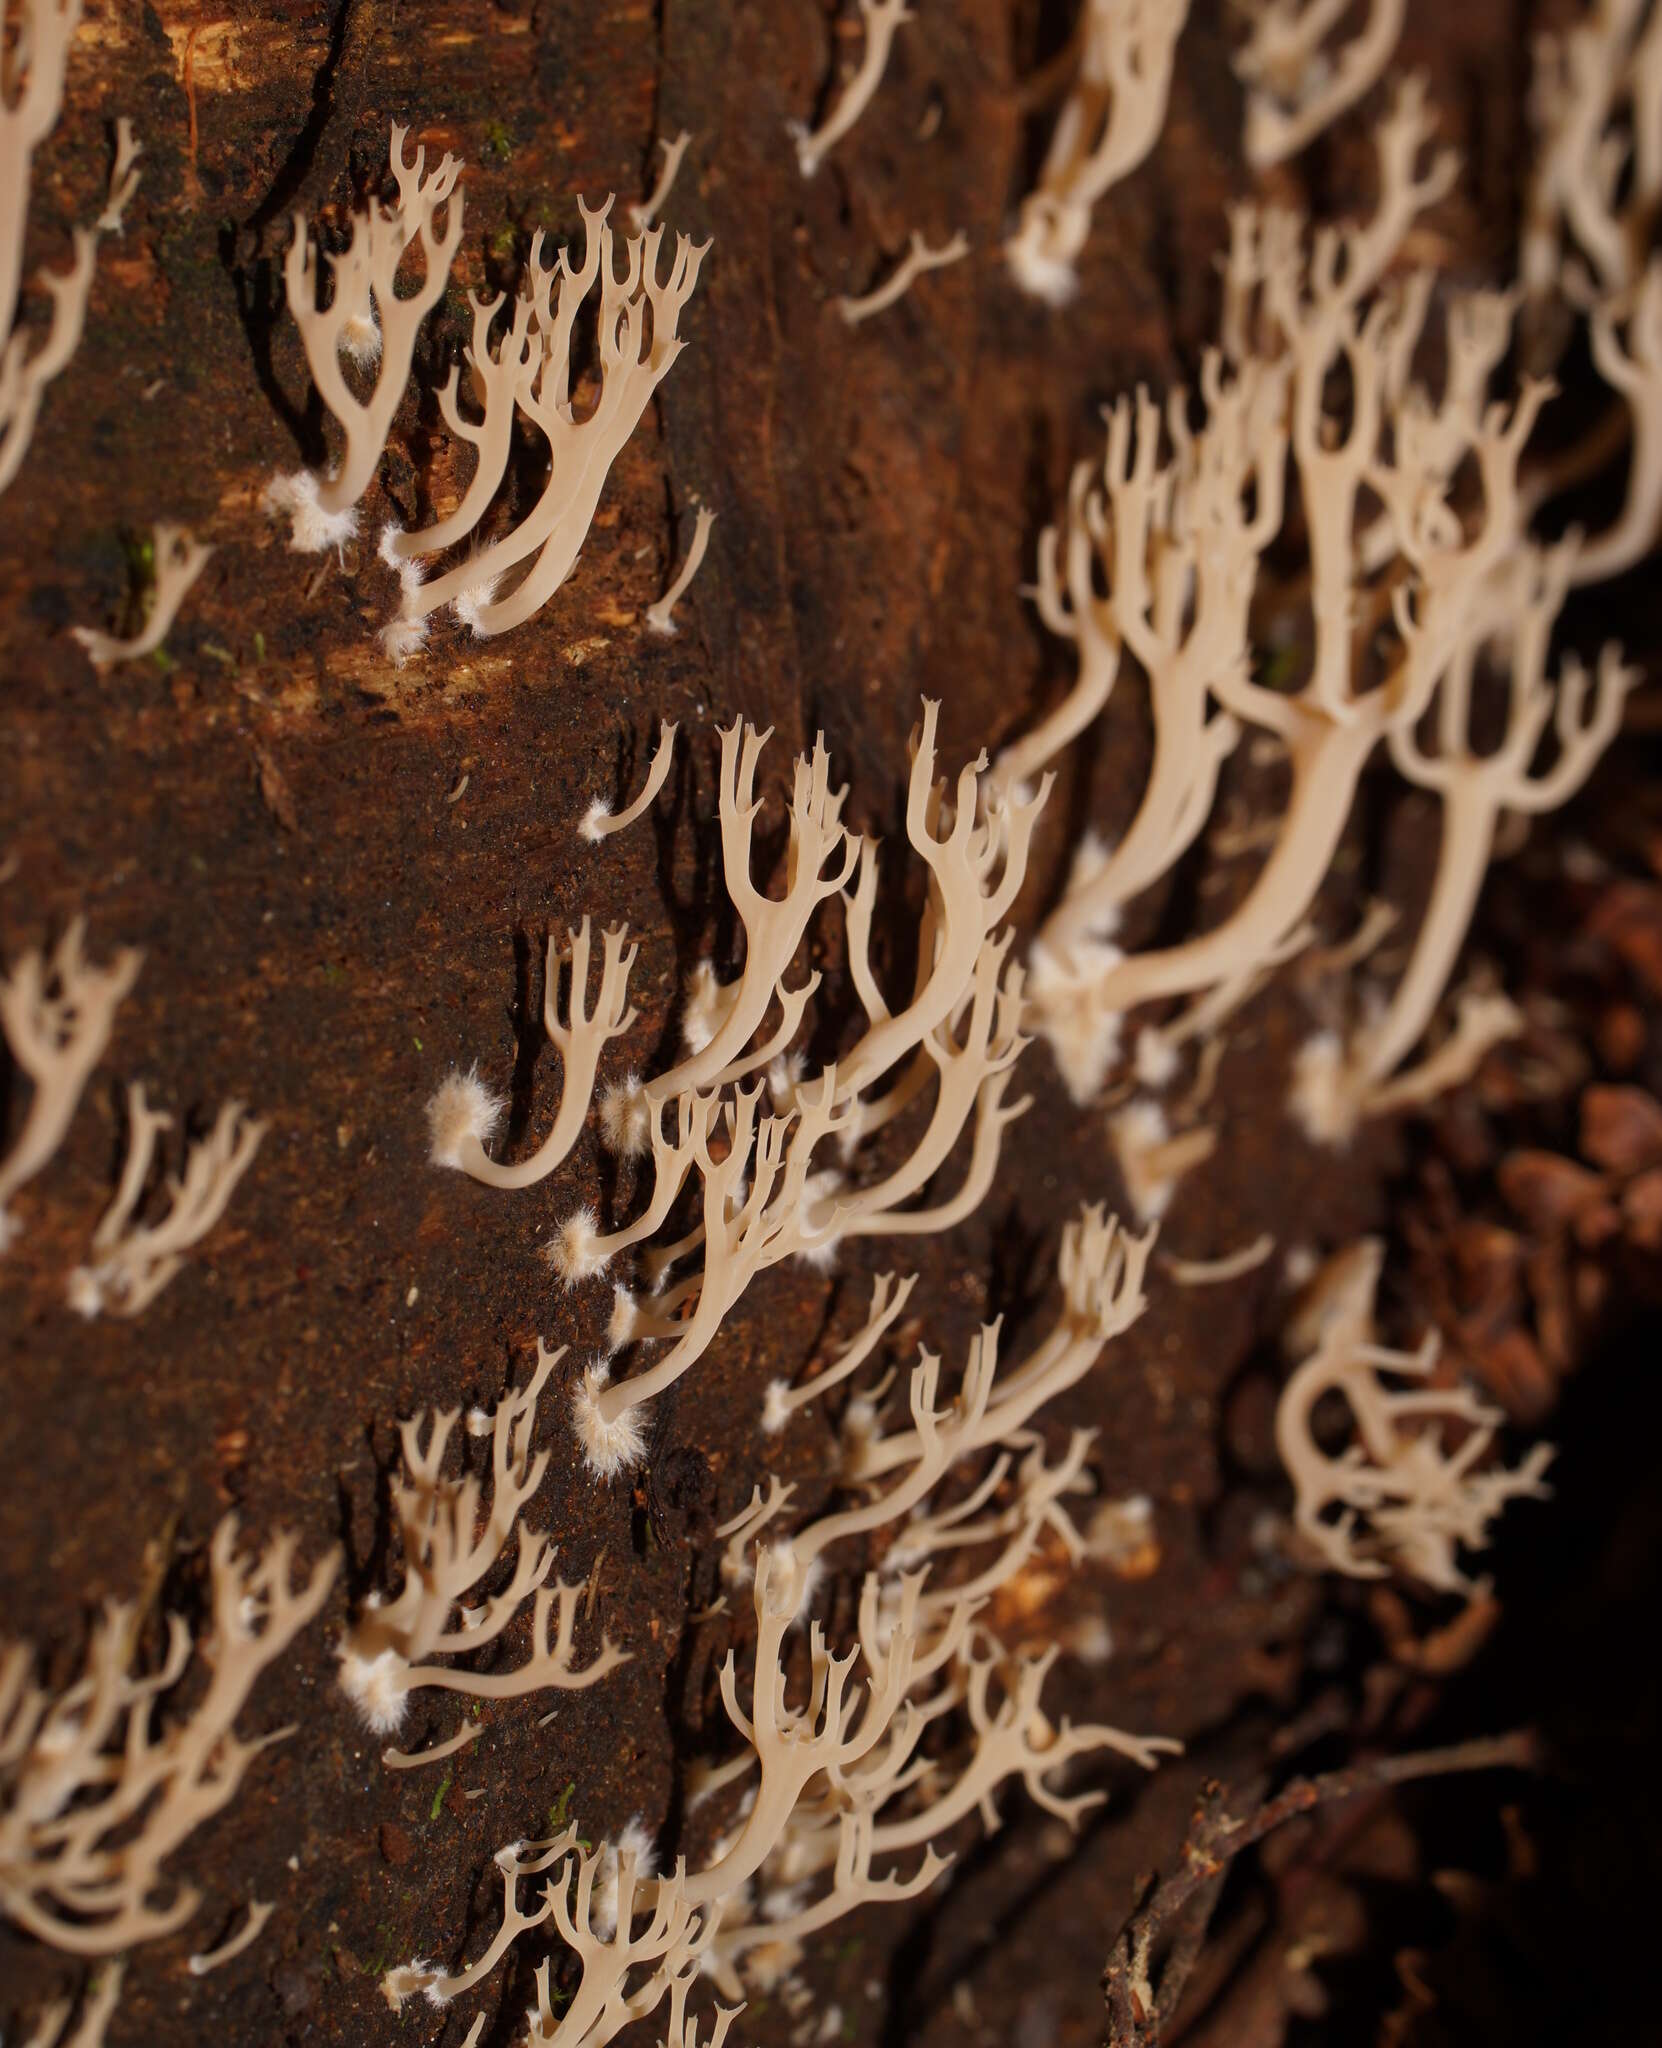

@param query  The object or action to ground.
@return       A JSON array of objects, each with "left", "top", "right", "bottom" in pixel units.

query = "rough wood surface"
[{"left": 0, "top": 2, "right": 1551, "bottom": 2045}]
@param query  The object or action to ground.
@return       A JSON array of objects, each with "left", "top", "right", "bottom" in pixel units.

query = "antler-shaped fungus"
[
  {"left": 0, "top": 922, "right": 143, "bottom": 1252},
  {"left": 338, "top": 1344, "right": 627, "bottom": 1741},
  {"left": 1234, "top": 0, "right": 1407, "bottom": 166},
  {"left": 1292, "top": 544, "right": 1634, "bottom": 1142},
  {"left": 789, "top": 0, "right": 913, "bottom": 178},
  {"left": 264, "top": 124, "right": 464, "bottom": 554},
  {"left": 427, "top": 919, "right": 638, "bottom": 1188},
  {"left": 0, "top": 1518, "right": 337, "bottom": 1956},
  {"left": 71, "top": 524, "right": 213, "bottom": 671},
  {"left": 1006, "top": 0, "right": 1191, "bottom": 305},
  {"left": 0, "top": 0, "right": 104, "bottom": 498},
  {"left": 1276, "top": 1241, "right": 1554, "bottom": 1594},
  {"left": 382, "top": 200, "right": 708, "bottom": 653},
  {"left": 66, "top": 1086, "right": 266, "bottom": 1317}
]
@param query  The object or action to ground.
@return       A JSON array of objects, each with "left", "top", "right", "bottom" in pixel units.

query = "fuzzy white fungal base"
[
  {"left": 681, "top": 960, "right": 740, "bottom": 1055},
  {"left": 546, "top": 1206, "right": 607, "bottom": 1284},
  {"left": 336, "top": 1643, "right": 412, "bottom": 1735},
  {"left": 380, "top": 1959, "right": 441, "bottom": 2012},
  {"left": 760, "top": 1541, "right": 823, "bottom": 1625},
  {"left": 425, "top": 1069, "right": 506, "bottom": 1169},
  {"left": 1063, "top": 1612, "right": 1115, "bottom": 1665},
  {"left": 379, "top": 613, "right": 429, "bottom": 666},
  {"left": 761, "top": 1379, "right": 793, "bottom": 1434},
  {"left": 1109, "top": 1100, "right": 1181, "bottom": 1221},
  {"left": 64, "top": 1265, "right": 106, "bottom": 1319},
  {"left": 766, "top": 1049, "right": 807, "bottom": 1114},
  {"left": 599, "top": 1076, "right": 652, "bottom": 1157},
  {"left": 452, "top": 572, "right": 502, "bottom": 637},
  {"left": 376, "top": 529, "right": 430, "bottom": 664},
  {"left": 1062, "top": 832, "right": 1121, "bottom": 909},
  {"left": 1287, "top": 1030, "right": 1359, "bottom": 1147},
  {"left": 572, "top": 1363, "right": 647, "bottom": 1478},
  {"left": 589, "top": 1819, "right": 658, "bottom": 1940},
  {"left": 1026, "top": 935, "right": 1125, "bottom": 1103},
  {"left": 262, "top": 470, "right": 359, "bottom": 556},
  {"left": 791, "top": 1168, "right": 844, "bottom": 1270},
  {"left": 1085, "top": 1493, "right": 1154, "bottom": 1570},
  {"left": 339, "top": 308, "right": 383, "bottom": 368},
  {"left": 1133, "top": 1024, "right": 1181, "bottom": 1093},
  {"left": 1005, "top": 229, "right": 1082, "bottom": 308}
]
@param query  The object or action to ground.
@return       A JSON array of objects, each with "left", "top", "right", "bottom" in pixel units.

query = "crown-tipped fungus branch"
[
  {"left": 71, "top": 524, "right": 213, "bottom": 671},
  {"left": 0, "top": 0, "right": 82, "bottom": 330},
  {"left": 1234, "top": 0, "right": 1407, "bottom": 167},
  {"left": 186, "top": 1896, "right": 277, "bottom": 1975},
  {"left": 1292, "top": 546, "right": 1634, "bottom": 1142},
  {"left": 0, "top": 0, "right": 104, "bottom": 498},
  {"left": 790, "top": 0, "right": 913, "bottom": 179},
  {"left": 1522, "top": 0, "right": 1659, "bottom": 308},
  {"left": 66, "top": 1086, "right": 266, "bottom": 1317},
  {"left": 0, "top": 1519, "right": 337, "bottom": 1955},
  {"left": 431, "top": 709, "right": 1048, "bottom": 1473},
  {"left": 1022, "top": 109, "right": 1548, "bottom": 1103},
  {"left": 18, "top": 1959, "right": 125, "bottom": 2048},
  {"left": 0, "top": 226, "right": 95, "bottom": 497},
  {"left": 337, "top": 1344, "right": 628, "bottom": 1742},
  {"left": 382, "top": 200, "right": 709, "bottom": 653},
  {"left": 846, "top": 1205, "right": 1153, "bottom": 1480},
  {"left": 1276, "top": 1246, "right": 1553, "bottom": 1594},
  {"left": 839, "top": 230, "right": 970, "bottom": 325},
  {"left": 264, "top": 125, "right": 464, "bottom": 554},
  {"left": 629, "top": 130, "right": 693, "bottom": 231},
  {"left": 382, "top": 278, "right": 539, "bottom": 567},
  {"left": 428, "top": 919, "right": 638, "bottom": 1188},
  {"left": 1006, "top": 0, "right": 1190, "bottom": 305},
  {"left": 582, "top": 719, "right": 680, "bottom": 840},
  {"left": 637, "top": 722, "right": 858, "bottom": 1111},
  {"left": 1577, "top": 259, "right": 1662, "bottom": 578},
  {"left": 94, "top": 118, "right": 142, "bottom": 236},
  {"left": 763, "top": 1270, "right": 918, "bottom": 1432},
  {"left": 0, "top": 923, "right": 143, "bottom": 1252},
  {"left": 397, "top": 1194, "right": 1173, "bottom": 2037}
]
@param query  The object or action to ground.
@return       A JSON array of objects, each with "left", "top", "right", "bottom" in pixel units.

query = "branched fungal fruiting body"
[
  {"left": 264, "top": 124, "right": 464, "bottom": 554},
  {"left": 1007, "top": 0, "right": 1190, "bottom": 306},
  {"left": 629, "top": 131, "right": 693, "bottom": 231},
  {"left": 426, "top": 920, "right": 637, "bottom": 1188},
  {"left": 839, "top": 231, "right": 969, "bottom": 325},
  {"left": 72, "top": 524, "right": 213, "bottom": 670},
  {"left": 645, "top": 509, "right": 715, "bottom": 635},
  {"left": 1275, "top": 1241, "right": 1553, "bottom": 1594},
  {"left": 381, "top": 199, "right": 709, "bottom": 652},
  {"left": 0, "top": 923, "right": 143, "bottom": 1253},
  {"left": 0, "top": 0, "right": 122, "bottom": 497},
  {"left": 1018, "top": 83, "right": 1589, "bottom": 1125},
  {"left": 337, "top": 1345, "right": 628, "bottom": 1744},
  {"left": 582, "top": 721, "right": 678, "bottom": 840},
  {"left": 67, "top": 1086, "right": 266, "bottom": 1318},
  {"left": 1234, "top": 0, "right": 1407, "bottom": 166},
  {"left": 0, "top": 1519, "right": 337, "bottom": 1956},
  {"left": 790, "top": 0, "right": 913, "bottom": 179},
  {"left": 390, "top": 1202, "right": 1174, "bottom": 2040}
]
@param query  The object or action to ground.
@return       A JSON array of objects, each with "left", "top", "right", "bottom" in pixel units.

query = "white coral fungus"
[
  {"left": 264, "top": 125, "right": 464, "bottom": 553},
  {"left": 337, "top": 1344, "right": 627, "bottom": 1746},
  {"left": 67, "top": 1086, "right": 265, "bottom": 1318},
  {"left": 71, "top": 523, "right": 213, "bottom": 671}
]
